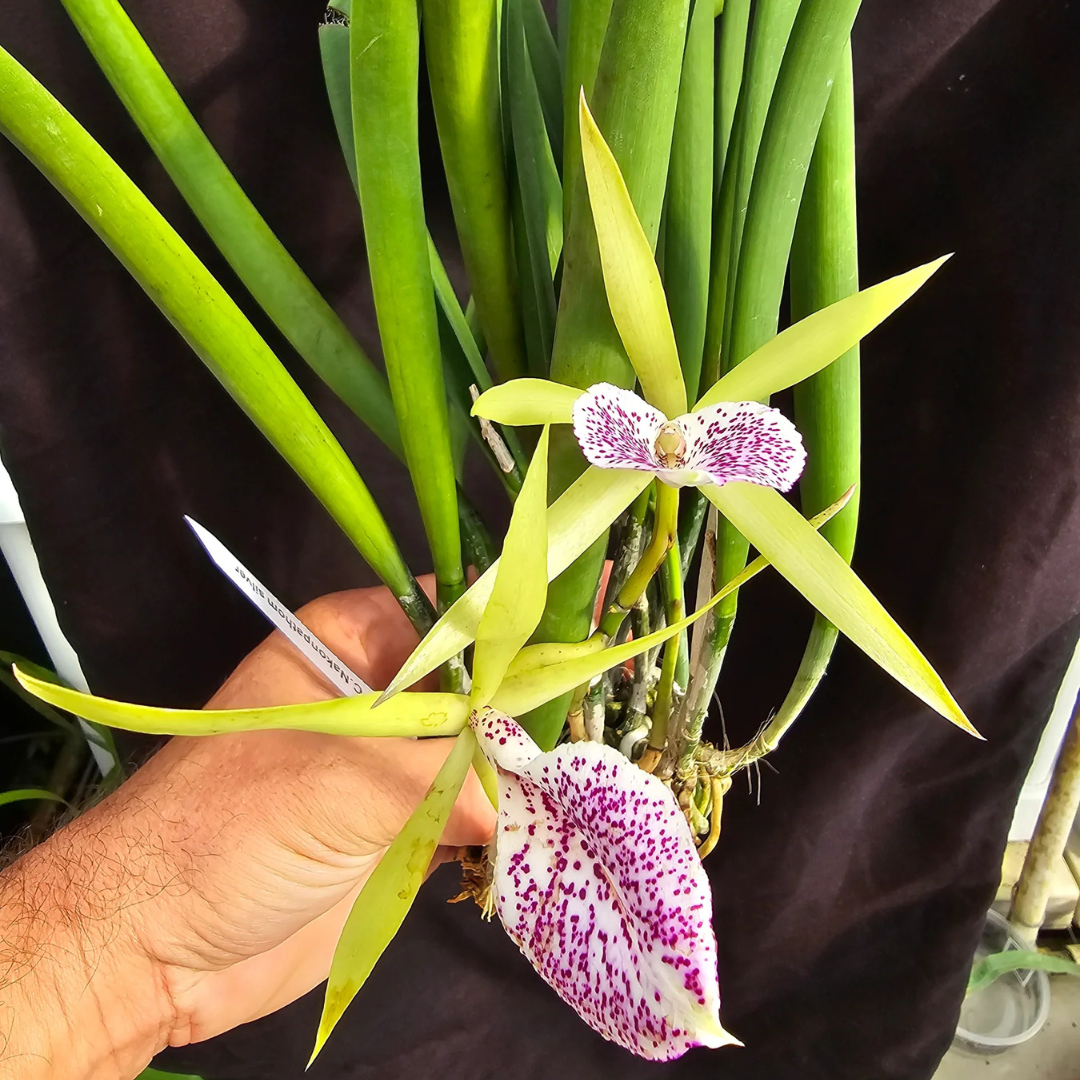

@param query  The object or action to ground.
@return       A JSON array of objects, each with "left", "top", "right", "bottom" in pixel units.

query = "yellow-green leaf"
[
  {"left": 697, "top": 256, "right": 950, "bottom": 409},
  {"left": 471, "top": 739, "right": 499, "bottom": 808},
  {"left": 378, "top": 466, "right": 653, "bottom": 701},
  {"left": 494, "top": 486, "right": 855, "bottom": 715},
  {"left": 703, "top": 482, "right": 979, "bottom": 735},
  {"left": 494, "top": 589, "right": 726, "bottom": 717},
  {"left": 578, "top": 91, "right": 687, "bottom": 418},
  {"left": 12, "top": 665, "right": 469, "bottom": 738},
  {"left": 504, "top": 636, "right": 607, "bottom": 678},
  {"left": 311, "top": 727, "right": 475, "bottom": 1063},
  {"left": 471, "top": 427, "right": 551, "bottom": 707},
  {"left": 471, "top": 378, "right": 581, "bottom": 425},
  {"left": 0, "top": 788, "right": 65, "bottom": 809}
]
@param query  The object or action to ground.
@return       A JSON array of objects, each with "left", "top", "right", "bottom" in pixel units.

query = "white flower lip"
[{"left": 471, "top": 707, "right": 740, "bottom": 1061}]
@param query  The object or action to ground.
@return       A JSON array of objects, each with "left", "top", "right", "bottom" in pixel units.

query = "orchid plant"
[{"left": 1, "top": 0, "right": 980, "bottom": 1064}]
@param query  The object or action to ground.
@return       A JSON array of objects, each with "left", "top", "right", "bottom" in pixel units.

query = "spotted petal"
[
  {"left": 472, "top": 709, "right": 739, "bottom": 1060},
  {"left": 572, "top": 383, "right": 664, "bottom": 473},
  {"left": 680, "top": 401, "right": 806, "bottom": 492}
]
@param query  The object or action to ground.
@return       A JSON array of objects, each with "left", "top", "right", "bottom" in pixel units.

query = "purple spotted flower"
[
  {"left": 472, "top": 707, "right": 740, "bottom": 1061},
  {"left": 572, "top": 383, "right": 805, "bottom": 491}
]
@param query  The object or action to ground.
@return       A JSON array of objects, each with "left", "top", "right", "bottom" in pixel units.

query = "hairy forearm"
[{"left": 0, "top": 806, "right": 177, "bottom": 1079}]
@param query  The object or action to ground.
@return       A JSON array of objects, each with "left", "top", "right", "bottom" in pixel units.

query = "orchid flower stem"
[
  {"left": 583, "top": 678, "right": 607, "bottom": 742},
  {"left": 567, "top": 682, "right": 589, "bottom": 742},
  {"left": 675, "top": 602, "right": 735, "bottom": 782},
  {"left": 644, "top": 541, "right": 685, "bottom": 769},
  {"left": 603, "top": 483, "right": 651, "bottom": 612},
  {"left": 601, "top": 482, "right": 679, "bottom": 640},
  {"left": 678, "top": 487, "right": 708, "bottom": 581}
]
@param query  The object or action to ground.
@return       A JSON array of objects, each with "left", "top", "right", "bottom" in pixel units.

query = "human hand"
[{"left": 0, "top": 578, "right": 495, "bottom": 1079}]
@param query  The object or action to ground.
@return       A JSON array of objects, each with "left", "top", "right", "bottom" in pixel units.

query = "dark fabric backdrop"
[{"left": 1, "top": 1, "right": 1078, "bottom": 1077}]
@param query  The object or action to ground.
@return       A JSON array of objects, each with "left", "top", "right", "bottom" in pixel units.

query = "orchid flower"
[
  {"left": 471, "top": 706, "right": 739, "bottom": 1060},
  {"left": 571, "top": 381, "right": 805, "bottom": 493},
  {"left": 469, "top": 93, "right": 978, "bottom": 739}
]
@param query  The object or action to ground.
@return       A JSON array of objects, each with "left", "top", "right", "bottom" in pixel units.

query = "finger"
[{"left": 355, "top": 736, "right": 496, "bottom": 848}]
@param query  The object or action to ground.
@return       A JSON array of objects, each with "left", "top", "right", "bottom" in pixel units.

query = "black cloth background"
[{"left": 1, "top": 1, "right": 1078, "bottom": 1077}]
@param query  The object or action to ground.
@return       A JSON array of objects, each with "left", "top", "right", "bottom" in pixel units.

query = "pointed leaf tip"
[
  {"left": 703, "top": 483, "right": 980, "bottom": 737},
  {"left": 312, "top": 728, "right": 475, "bottom": 1061},
  {"left": 577, "top": 92, "right": 687, "bottom": 418},
  {"left": 697, "top": 256, "right": 954, "bottom": 410}
]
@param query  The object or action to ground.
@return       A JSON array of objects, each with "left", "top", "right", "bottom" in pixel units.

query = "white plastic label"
[{"left": 184, "top": 516, "right": 371, "bottom": 696}]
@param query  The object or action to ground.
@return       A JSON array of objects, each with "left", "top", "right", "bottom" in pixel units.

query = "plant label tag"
[{"left": 184, "top": 516, "right": 371, "bottom": 696}]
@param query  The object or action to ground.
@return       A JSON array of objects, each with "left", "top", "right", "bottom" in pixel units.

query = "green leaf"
[
  {"left": 12, "top": 666, "right": 469, "bottom": 738},
  {"left": 505, "top": 636, "right": 607, "bottom": 677},
  {"left": 701, "top": 0, "right": 795, "bottom": 390},
  {"left": 726, "top": 0, "right": 864, "bottom": 370},
  {"left": 61, "top": 0, "right": 402, "bottom": 457},
  {"left": 135, "top": 1067, "right": 203, "bottom": 1080},
  {"left": 428, "top": 238, "right": 492, "bottom": 393},
  {"left": 494, "top": 569, "right": 732, "bottom": 717},
  {"left": 703, "top": 482, "right": 979, "bottom": 735},
  {"left": 422, "top": 0, "right": 526, "bottom": 383},
  {"left": 968, "top": 950, "right": 1080, "bottom": 995},
  {"left": 319, "top": 18, "right": 359, "bottom": 194},
  {"left": 506, "top": 0, "right": 563, "bottom": 377},
  {"left": 379, "top": 466, "right": 653, "bottom": 700},
  {"left": 0, "top": 654, "right": 74, "bottom": 732},
  {"left": 311, "top": 727, "right": 475, "bottom": 1062},
  {"left": 470, "top": 428, "right": 551, "bottom": 707},
  {"left": 698, "top": 257, "right": 948, "bottom": 409},
  {"left": 352, "top": 0, "right": 464, "bottom": 610},
  {"left": 578, "top": 92, "right": 688, "bottom": 418},
  {"left": 521, "top": 0, "right": 563, "bottom": 163},
  {"left": 0, "top": 788, "right": 66, "bottom": 809},
  {"left": 766, "top": 41, "right": 860, "bottom": 740},
  {"left": 560, "top": 0, "right": 612, "bottom": 225},
  {"left": 0, "top": 44, "right": 427, "bottom": 624},
  {"left": 663, "top": 0, "right": 714, "bottom": 393},
  {"left": 471, "top": 739, "right": 499, "bottom": 808},
  {"left": 471, "top": 378, "right": 582, "bottom": 425}
]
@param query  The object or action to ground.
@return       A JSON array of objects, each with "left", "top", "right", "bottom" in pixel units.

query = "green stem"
[
  {"left": 648, "top": 541, "right": 685, "bottom": 756},
  {"left": 714, "top": 0, "right": 752, "bottom": 185},
  {"left": 699, "top": 0, "right": 860, "bottom": 705},
  {"left": 600, "top": 481, "right": 678, "bottom": 639},
  {"left": 59, "top": 0, "right": 402, "bottom": 456},
  {"left": 678, "top": 486, "right": 708, "bottom": 580},
  {"left": 603, "top": 482, "right": 651, "bottom": 609}
]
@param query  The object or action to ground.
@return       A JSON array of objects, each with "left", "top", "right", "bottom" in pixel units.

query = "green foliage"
[
  {"left": 968, "top": 950, "right": 1080, "bottom": 995},
  {"left": 471, "top": 428, "right": 551, "bottom": 707},
  {"left": 350, "top": 0, "right": 464, "bottom": 611},
  {"left": 312, "top": 729, "right": 476, "bottom": 1060}
]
